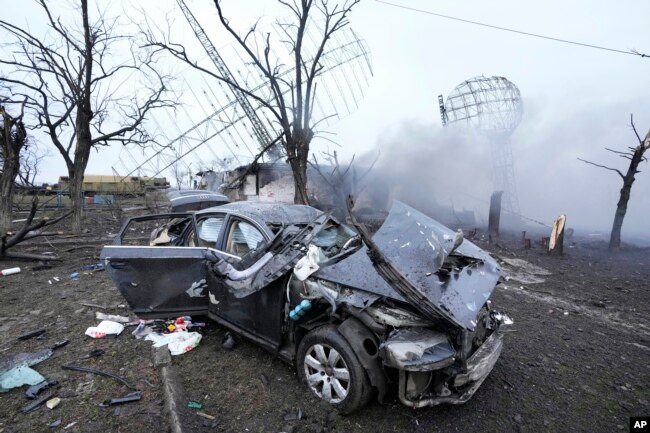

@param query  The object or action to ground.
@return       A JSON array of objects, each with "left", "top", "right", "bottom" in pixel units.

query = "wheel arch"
[{"left": 337, "top": 317, "right": 387, "bottom": 402}]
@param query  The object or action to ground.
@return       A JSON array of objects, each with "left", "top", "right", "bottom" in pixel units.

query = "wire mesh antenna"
[
  {"left": 112, "top": 4, "right": 372, "bottom": 181},
  {"left": 442, "top": 76, "right": 523, "bottom": 214},
  {"left": 176, "top": 0, "right": 281, "bottom": 159}
]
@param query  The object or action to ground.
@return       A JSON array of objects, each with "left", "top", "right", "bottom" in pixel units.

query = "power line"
[{"left": 376, "top": 0, "right": 648, "bottom": 59}]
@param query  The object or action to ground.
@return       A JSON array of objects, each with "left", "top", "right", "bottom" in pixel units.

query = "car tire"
[{"left": 297, "top": 325, "right": 372, "bottom": 415}]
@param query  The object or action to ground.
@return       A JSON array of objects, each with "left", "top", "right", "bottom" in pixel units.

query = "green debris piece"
[{"left": 188, "top": 400, "right": 203, "bottom": 410}]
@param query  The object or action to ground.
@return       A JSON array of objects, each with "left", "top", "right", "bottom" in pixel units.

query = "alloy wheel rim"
[{"left": 304, "top": 343, "right": 350, "bottom": 403}]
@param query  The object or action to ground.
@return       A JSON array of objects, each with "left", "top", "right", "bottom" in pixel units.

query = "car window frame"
[
  {"left": 192, "top": 212, "right": 228, "bottom": 249},
  {"left": 114, "top": 213, "right": 195, "bottom": 246},
  {"left": 221, "top": 214, "right": 270, "bottom": 259}
]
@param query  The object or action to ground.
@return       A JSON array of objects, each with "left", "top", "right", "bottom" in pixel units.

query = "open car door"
[
  {"left": 206, "top": 212, "right": 330, "bottom": 351},
  {"left": 101, "top": 214, "right": 212, "bottom": 319}
]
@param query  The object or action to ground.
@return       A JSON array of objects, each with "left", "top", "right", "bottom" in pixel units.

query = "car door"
[
  {"left": 206, "top": 215, "right": 286, "bottom": 349},
  {"left": 101, "top": 213, "right": 226, "bottom": 319},
  {"left": 207, "top": 212, "right": 329, "bottom": 351}
]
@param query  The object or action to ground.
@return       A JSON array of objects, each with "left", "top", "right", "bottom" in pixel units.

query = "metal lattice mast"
[
  {"left": 490, "top": 137, "right": 520, "bottom": 214},
  {"left": 438, "top": 94, "right": 448, "bottom": 126},
  {"left": 176, "top": 0, "right": 279, "bottom": 156}
]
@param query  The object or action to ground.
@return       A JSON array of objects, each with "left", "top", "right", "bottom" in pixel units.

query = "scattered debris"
[
  {"left": 145, "top": 331, "right": 202, "bottom": 356},
  {"left": 51, "top": 340, "right": 70, "bottom": 350},
  {"left": 85, "top": 320, "right": 125, "bottom": 339},
  {"left": 131, "top": 321, "right": 153, "bottom": 339},
  {"left": 79, "top": 302, "right": 107, "bottom": 310},
  {"left": 48, "top": 419, "right": 62, "bottom": 428},
  {"left": 158, "top": 316, "right": 206, "bottom": 334},
  {"left": 95, "top": 312, "right": 130, "bottom": 323},
  {"left": 188, "top": 400, "right": 203, "bottom": 409},
  {"left": 52, "top": 340, "right": 70, "bottom": 350},
  {"left": 63, "top": 421, "right": 78, "bottom": 430},
  {"left": 70, "top": 272, "right": 79, "bottom": 280},
  {"left": 0, "top": 349, "right": 52, "bottom": 393},
  {"left": 221, "top": 332, "right": 235, "bottom": 350},
  {"left": 80, "top": 349, "right": 105, "bottom": 360},
  {"left": 283, "top": 408, "right": 303, "bottom": 421},
  {"left": 17, "top": 328, "right": 46, "bottom": 341},
  {"left": 46, "top": 397, "right": 61, "bottom": 409},
  {"left": 196, "top": 411, "right": 215, "bottom": 420},
  {"left": 0, "top": 267, "right": 21, "bottom": 277},
  {"left": 1, "top": 365, "right": 46, "bottom": 392},
  {"left": 0, "top": 349, "right": 53, "bottom": 372},
  {"left": 26, "top": 380, "right": 58, "bottom": 399},
  {"left": 61, "top": 365, "right": 137, "bottom": 390},
  {"left": 21, "top": 390, "right": 55, "bottom": 413},
  {"left": 82, "top": 263, "right": 105, "bottom": 272},
  {"left": 100, "top": 391, "right": 143, "bottom": 407},
  {"left": 258, "top": 373, "right": 269, "bottom": 387}
]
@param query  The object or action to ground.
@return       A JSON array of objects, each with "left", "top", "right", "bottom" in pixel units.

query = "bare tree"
[
  {"left": 0, "top": 0, "right": 174, "bottom": 233},
  {"left": 170, "top": 160, "right": 189, "bottom": 191},
  {"left": 0, "top": 105, "right": 27, "bottom": 236},
  {"left": 145, "top": 0, "right": 360, "bottom": 205},
  {"left": 15, "top": 145, "right": 50, "bottom": 189},
  {"left": 310, "top": 149, "right": 378, "bottom": 216},
  {"left": 579, "top": 115, "right": 650, "bottom": 251},
  {"left": 1, "top": 105, "right": 73, "bottom": 261}
]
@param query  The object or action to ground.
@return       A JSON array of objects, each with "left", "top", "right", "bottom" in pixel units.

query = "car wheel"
[{"left": 297, "top": 325, "right": 372, "bottom": 414}]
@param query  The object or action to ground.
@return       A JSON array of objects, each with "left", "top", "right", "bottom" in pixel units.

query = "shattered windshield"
[{"left": 312, "top": 220, "right": 361, "bottom": 261}]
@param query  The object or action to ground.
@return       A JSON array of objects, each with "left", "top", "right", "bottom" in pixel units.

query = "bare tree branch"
[
  {"left": 0, "top": 0, "right": 175, "bottom": 233},
  {"left": 577, "top": 158, "right": 625, "bottom": 179}
]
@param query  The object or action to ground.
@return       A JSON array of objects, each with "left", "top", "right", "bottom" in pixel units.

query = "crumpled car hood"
[{"left": 314, "top": 201, "right": 501, "bottom": 330}]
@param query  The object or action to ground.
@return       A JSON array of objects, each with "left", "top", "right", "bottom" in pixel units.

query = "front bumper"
[{"left": 397, "top": 330, "right": 504, "bottom": 408}]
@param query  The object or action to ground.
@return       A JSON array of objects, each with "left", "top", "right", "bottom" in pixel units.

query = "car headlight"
[{"left": 380, "top": 328, "right": 456, "bottom": 371}]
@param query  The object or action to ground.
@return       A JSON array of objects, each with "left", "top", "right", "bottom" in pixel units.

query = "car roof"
[{"left": 197, "top": 201, "right": 323, "bottom": 225}]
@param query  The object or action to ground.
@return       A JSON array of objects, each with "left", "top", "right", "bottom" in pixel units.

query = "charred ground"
[{"left": 0, "top": 206, "right": 648, "bottom": 433}]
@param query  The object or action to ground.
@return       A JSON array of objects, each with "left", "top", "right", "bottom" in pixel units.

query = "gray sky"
[{"left": 3, "top": 0, "right": 650, "bottom": 238}]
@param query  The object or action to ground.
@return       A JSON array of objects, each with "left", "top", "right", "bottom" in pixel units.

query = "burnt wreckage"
[{"left": 101, "top": 201, "right": 512, "bottom": 413}]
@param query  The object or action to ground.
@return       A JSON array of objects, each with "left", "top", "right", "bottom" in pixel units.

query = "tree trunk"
[
  {"left": 70, "top": 119, "right": 92, "bottom": 234},
  {"left": 488, "top": 191, "right": 503, "bottom": 244},
  {"left": 548, "top": 214, "right": 566, "bottom": 255},
  {"left": 69, "top": 170, "right": 84, "bottom": 234},
  {"left": 291, "top": 155, "right": 309, "bottom": 205},
  {"left": 0, "top": 147, "right": 20, "bottom": 237},
  {"left": 288, "top": 131, "right": 312, "bottom": 205},
  {"left": 608, "top": 136, "right": 647, "bottom": 251},
  {"left": 0, "top": 110, "right": 26, "bottom": 237},
  {"left": 68, "top": 0, "right": 93, "bottom": 235},
  {"left": 609, "top": 175, "right": 634, "bottom": 251}
]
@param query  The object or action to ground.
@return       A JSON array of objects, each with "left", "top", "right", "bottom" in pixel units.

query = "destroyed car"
[{"left": 100, "top": 201, "right": 511, "bottom": 414}]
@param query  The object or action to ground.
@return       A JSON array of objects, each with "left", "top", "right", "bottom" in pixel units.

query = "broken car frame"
[{"left": 101, "top": 200, "right": 511, "bottom": 413}]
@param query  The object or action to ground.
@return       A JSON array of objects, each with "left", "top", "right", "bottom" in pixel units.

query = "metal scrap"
[
  {"left": 21, "top": 390, "right": 55, "bottom": 413},
  {"left": 61, "top": 365, "right": 137, "bottom": 390},
  {"left": 99, "top": 391, "right": 143, "bottom": 407},
  {"left": 17, "top": 328, "right": 46, "bottom": 341},
  {"left": 26, "top": 380, "right": 58, "bottom": 399}
]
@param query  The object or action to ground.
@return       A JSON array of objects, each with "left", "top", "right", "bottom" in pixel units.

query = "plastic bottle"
[
  {"left": 0, "top": 267, "right": 21, "bottom": 277},
  {"left": 289, "top": 299, "right": 312, "bottom": 321}
]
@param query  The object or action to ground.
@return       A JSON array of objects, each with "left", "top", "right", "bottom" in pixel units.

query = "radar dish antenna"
[{"left": 442, "top": 75, "right": 523, "bottom": 214}]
